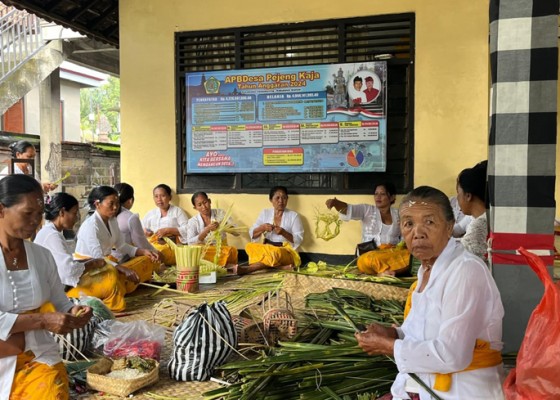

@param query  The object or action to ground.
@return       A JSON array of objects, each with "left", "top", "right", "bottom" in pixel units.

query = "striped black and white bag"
[{"left": 168, "top": 301, "right": 237, "bottom": 381}]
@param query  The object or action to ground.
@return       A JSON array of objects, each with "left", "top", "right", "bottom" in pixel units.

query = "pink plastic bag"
[{"left": 503, "top": 247, "right": 560, "bottom": 399}]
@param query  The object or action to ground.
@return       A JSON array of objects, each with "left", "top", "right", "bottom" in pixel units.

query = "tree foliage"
[{"left": 80, "top": 76, "right": 120, "bottom": 141}]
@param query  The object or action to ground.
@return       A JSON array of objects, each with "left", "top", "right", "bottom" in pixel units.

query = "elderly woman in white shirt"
[
  {"left": 241, "top": 186, "right": 304, "bottom": 275},
  {"left": 76, "top": 186, "right": 159, "bottom": 299},
  {"left": 142, "top": 183, "right": 190, "bottom": 265},
  {"left": 0, "top": 175, "right": 92, "bottom": 399},
  {"left": 355, "top": 186, "right": 504, "bottom": 400},
  {"left": 34, "top": 192, "right": 127, "bottom": 312}
]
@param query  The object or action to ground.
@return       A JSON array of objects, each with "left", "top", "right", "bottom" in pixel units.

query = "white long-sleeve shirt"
[
  {"left": 116, "top": 207, "right": 156, "bottom": 251},
  {"left": 0, "top": 241, "right": 74, "bottom": 399},
  {"left": 0, "top": 165, "right": 40, "bottom": 183},
  {"left": 34, "top": 221, "right": 85, "bottom": 287},
  {"left": 186, "top": 209, "right": 227, "bottom": 245},
  {"left": 76, "top": 211, "right": 137, "bottom": 259},
  {"left": 450, "top": 196, "right": 474, "bottom": 237},
  {"left": 392, "top": 239, "right": 504, "bottom": 399},
  {"left": 249, "top": 208, "right": 304, "bottom": 250},
  {"left": 142, "top": 205, "right": 189, "bottom": 244},
  {"left": 339, "top": 204, "right": 401, "bottom": 245}
]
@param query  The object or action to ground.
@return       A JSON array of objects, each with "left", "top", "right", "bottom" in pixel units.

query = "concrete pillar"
[{"left": 39, "top": 68, "right": 62, "bottom": 188}]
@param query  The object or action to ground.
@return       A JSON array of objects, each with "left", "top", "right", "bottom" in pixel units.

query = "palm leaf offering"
[
  {"left": 204, "top": 203, "right": 247, "bottom": 265},
  {"left": 199, "top": 259, "right": 227, "bottom": 276},
  {"left": 314, "top": 207, "right": 342, "bottom": 241},
  {"left": 204, "top": 289, "right": 405, "bottom": 399}
]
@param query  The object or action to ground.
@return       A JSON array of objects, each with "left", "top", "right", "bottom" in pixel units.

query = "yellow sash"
[{"left": 404, "top": 281, "right": 502, "bottom": 392}]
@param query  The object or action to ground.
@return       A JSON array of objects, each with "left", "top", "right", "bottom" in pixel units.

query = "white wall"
[
  {"left": 23, "top": 87, "right": 40, "bottom": 135},
  {"left": 22, "top": 79, "right": 83, "bottom": 142},
  {"left": 61, "top": 80, "right": 82, "bottom": 142}
]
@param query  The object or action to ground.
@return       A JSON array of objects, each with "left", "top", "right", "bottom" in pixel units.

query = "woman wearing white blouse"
[
  {"left": 242, "top": 186, "right": 304, "bottom": 275},
  {"left": 0, "top": 175, "right": 92, "bottom": 399},
  {"left": 142, "top": 183, "right": 190, "bottom": 265},
  {"left": 356, "top": 187, "right": 504, "bottom": 399},
  {"left": 456, "top": 161, "right": 489, "bottom": 261},
  {"left": 326, "top": 181, "right": 406, "bottom": 275},
  {"left": 113, "top": 183, "right": 160, "bottom": 263},
  {"left": 0, "top": 140, "right": 57, "bottom": 193},
  {"left": 76, "top": 186, "right": 159, "bottom": 298},
  {"left": 186, "top": 191, "right": 238, "bottom": 267},
  {"left": 34, "top": 192, "right": 127, "bottom": 312}
]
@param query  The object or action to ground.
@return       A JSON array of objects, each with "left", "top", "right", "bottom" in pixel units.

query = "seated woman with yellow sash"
[
  {"left": 0, "top": 175, "right": 92, "bottom": 400},
  {"left": 142, "top": 183, "right": 190, "bottom": 265},
  {"left": 355, "top": 186, "right": 504, "bottom": 399},
  {"left": 34, "top": 192, "right": 127, "bottom": 311},
  {"left": 186, "top": 192, "right": 238, "bottom": 268},
  {"left": 114, "top": 183, "right": 163, "bottom": 269},
  {"left": 76, "top": 186, "right": 160, "bottom": 309},
  {"left": 326, "top": 181, "right": 408, "bottom": 275},
  {"left": 241, "top": 186, "right": 303, "bottom": 275}
]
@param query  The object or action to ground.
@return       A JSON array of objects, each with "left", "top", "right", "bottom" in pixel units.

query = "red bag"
[{"left": 503, "top": 247, "right": 560, "bottom": 399}]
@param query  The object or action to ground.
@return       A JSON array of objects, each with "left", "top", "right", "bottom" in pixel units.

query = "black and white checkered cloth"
[{"left": 488, "top": 0, "right": 558, "bottom": 265}]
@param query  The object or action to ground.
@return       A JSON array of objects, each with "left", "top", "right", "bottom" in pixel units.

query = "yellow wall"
[{"left": 120, "top": 0, "right": 491, "bottom": 255}]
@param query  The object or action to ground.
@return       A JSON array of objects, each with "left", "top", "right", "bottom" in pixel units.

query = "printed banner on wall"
[{"left": 185, "top": 62, "right": 387, "bottom": 173}]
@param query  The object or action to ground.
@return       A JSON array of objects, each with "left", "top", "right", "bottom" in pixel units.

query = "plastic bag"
[
  {"left": 103, "top": 320, "right": 166, "bottom": 361},
  {"left": 168, "top": 301, "right": 237, "bottom": 381},
  {"left": 91, "top": 319, "right": 118, "bottom": 356},
  {"left": 503, "top": 247, "right": 560, "bottom": 399}
]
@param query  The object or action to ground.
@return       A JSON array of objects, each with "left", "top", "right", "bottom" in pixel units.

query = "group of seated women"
[
  {"left": 0, "top": 158, "right": 500, "bottom": 398},
  {"left": 32, "top": 166, "right": 488, "bottom": 315}
]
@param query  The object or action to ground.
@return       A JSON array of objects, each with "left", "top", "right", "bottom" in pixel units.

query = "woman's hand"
[
  {"left": 355, "top": 323, "right": 397, "bottom": 356},
  {"left": 325, "top": 198, "right": 337, "bottom": 209},
  {"left": 325, "top": 197, "right": 348, "bottom": 214},
  {"left": 42, "top": 182, "right": 58, "bottom": 193},
  {"left": 116, "top": 265, "right": 140, "bottom": 284},
  {"left": 145, "top": 228, "right": 154, "bottom": 237},
  {"left": 0, "top": 332, "right": 25, "bottom": 357},
  {"left": 69, "top": 305, "right": 93, "bottom": 326},
  {"left": 155, "top": 228, "right": 170, "bottom": 238},
  {"left": 41, "top": 308, "right": 92, "bottom": 334},
  {"left": 207, "top": 221, "right": 219, "bottom": 232},
  {"left": 273, "top": 225, "right": 284, "bottom": 235},
  {"left": 262, "top": 223, "right": 274, "bottom": 233},
  {"left": 138, "top": 248, "right": 160, "bottom": 262},
  {"left": 85, "top": 258, "right": 105, "bottom": 270}
]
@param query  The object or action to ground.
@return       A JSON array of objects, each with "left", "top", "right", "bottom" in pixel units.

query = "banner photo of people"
[{"left": 185, "top": 62, "right": 387, "bottom": 173}]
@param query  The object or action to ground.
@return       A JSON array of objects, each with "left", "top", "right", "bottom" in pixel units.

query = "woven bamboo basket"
[
  {"left": 232, "top": 315, "right": 266, "bottom": 345},
  {"left": 87, "top": 358, "right": 159, "bottom": 397},
  {"left": 262, "top": 290, "right": 297, "bottom": 344},
  {"left": 282, "top": 274, "right": 409, "bottom": 310}
]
